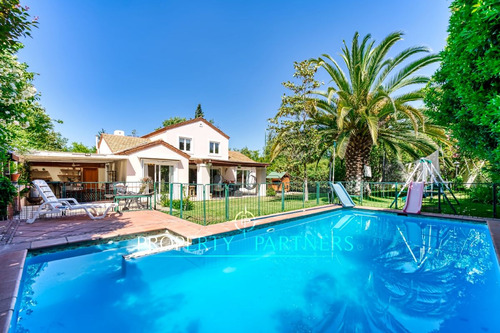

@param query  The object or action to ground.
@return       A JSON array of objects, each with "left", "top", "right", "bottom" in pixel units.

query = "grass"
[
  {"left": 157, "top": 188, "right": 497, "bottom": 225},
  {"left": 160, "top": 192, "right": 332, "bottom": 225}
]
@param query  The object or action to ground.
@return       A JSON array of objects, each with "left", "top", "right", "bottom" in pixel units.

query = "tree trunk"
[{"left": 344, "top": 132, "right": 372, "bottom": 195}]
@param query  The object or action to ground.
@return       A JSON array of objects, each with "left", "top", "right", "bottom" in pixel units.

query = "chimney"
[{"left": 114, "top": 130, "right": 125, "bottom": 136}]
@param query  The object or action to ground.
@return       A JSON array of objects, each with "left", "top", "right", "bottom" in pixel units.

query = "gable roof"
[
  {"left": 228, "top": 150, "right": 258, "bottom": 163},
  {"left": 142, "top": 117, "right": 230, "bottom": 139},
  {"left": 100, "top": 134, "right": 150, "bottom": 153},
  {"left": 266, "top": 171, "right": 289, "bottom": 179},
  {"left": 115, "top": 140, "right": 191, "bottom": 159}
]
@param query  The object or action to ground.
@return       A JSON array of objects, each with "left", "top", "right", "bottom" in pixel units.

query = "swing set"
[{"left": 390, "top": 158, "right": 459, "bottom": 214}]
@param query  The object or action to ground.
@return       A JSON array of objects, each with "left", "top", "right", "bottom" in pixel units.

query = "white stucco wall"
[
  {"left": 124, "top": 144, "right": 189, "bottom": 184},
  {"left": 97, "top": 140, "right": 112, "bottom": 154},
  {"left": 147, "top": 120, "right": 229, "bottom": 160}
]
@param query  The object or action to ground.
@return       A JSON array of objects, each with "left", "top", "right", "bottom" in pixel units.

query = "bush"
[
  {"left": 266, "top": 187, "right": 276, "bottom": 196},
  {"left": 0, "top": 176, "right": 17, "bottom": 219},
  {"left": 160, "top": 194, "right": 193, "bottom": 210},
  {"left": 452, "top": 176, "right": 465, "bottom": 191},
  {"left": 469, "top": 185, "right": 493, "bottom": 204}
]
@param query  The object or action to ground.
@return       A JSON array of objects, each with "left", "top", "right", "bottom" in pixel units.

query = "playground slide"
[
  {"left": 403, "top": 182, "right": 424, "bottom": 214},
  {"left": 329, "top": 182, "right": 355, "bottom": 208}
]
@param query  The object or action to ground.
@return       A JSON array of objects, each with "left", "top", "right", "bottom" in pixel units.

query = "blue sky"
[{"left": 19, "top": 0, "right": 451, "bottom": 151}]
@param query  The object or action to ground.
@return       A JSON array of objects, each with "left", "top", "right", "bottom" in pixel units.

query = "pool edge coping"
[{"left": 0, "top": 249, "right": 26, "bottom": 333}]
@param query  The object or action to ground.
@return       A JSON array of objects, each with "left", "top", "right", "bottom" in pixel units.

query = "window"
[
  {"left": 209, "top": 141, "right": 220, "bottom": 154},
  {"left": 236, "top": 169, "right": 250, "bottom": 186},
  {"left": 179, "top": 137, "right": 191, "bottom": 152}
]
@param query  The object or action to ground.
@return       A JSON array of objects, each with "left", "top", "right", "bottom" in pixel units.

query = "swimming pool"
[{"left": 11, "top": 210, "right": 500, "bottom": 332}]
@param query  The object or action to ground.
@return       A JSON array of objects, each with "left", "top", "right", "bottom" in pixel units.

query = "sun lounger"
[{"left": 27, "top": 180, "right": 117, "bottom": 223}]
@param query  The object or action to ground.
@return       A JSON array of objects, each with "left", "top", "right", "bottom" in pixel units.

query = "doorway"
[
  {"left": 82, "top": 168, "right": 98, "bottom": 190},
  {"left": 145, "top": 163, "right": 173, "bottom": 192}
]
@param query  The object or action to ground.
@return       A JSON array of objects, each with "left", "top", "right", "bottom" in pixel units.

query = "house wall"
[
  {"left": 147, "top": 120, "right": 229, "bottom": 160},
  {"left": 124, "top": 145, "right": 189, "bottom": 184},
  {"left": 97, "top": 140, "right": 112, "bottom": 154}
]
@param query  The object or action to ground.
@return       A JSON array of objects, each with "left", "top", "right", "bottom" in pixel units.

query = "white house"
[{"left": 20, "top": 118, "right": 267, "bottom": 199}]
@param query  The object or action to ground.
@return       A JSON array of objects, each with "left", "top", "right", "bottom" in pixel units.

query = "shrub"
[
  {"left": 0, "top": 176, "right": 17, "bottom": 219},
  {"left": 160, "top": 194, "right": 193, "bottom": 210},
  {"left": 452, "top": 176, "right": 465, "bottom": 191},
  {"left": 266, "top": 187, "right": 276, "bottom": 196},
  {"left": 469, "top": 185, "right": 493, "bottom": 204}
]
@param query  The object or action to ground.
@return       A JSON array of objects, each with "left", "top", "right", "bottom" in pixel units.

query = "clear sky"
[{"left": 18, "top": 0, "right": 451, "bottom": 151}]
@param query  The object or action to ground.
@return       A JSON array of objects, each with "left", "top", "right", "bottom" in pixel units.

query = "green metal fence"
[
  {"left": 9, "top": 180, "right": 499, "bottom": 222},
  {"left": 155, "top": 182, "right": 333, "bottom": 225},
  {"left": 341, "top": 181, "right": 499, "bottom": 219}
]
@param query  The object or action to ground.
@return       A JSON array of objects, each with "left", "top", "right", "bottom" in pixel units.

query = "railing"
[
  {"left": 155, "top": 182, "right": 333, "bottom": 225},
  {"left": 8, "top": 180, "right": 499, "bottom": 223},
  {"left": 11, "top": 181, "right": 153, "bottom": 221}
]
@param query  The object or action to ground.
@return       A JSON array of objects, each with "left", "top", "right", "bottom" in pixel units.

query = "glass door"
[{"left": 145, "top": 163, "right": 173, "bottom": 192}]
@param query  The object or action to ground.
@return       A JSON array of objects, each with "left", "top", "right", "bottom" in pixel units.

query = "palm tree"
[{"left": 311, "top": 32, "right": 445, "bottom": 192}]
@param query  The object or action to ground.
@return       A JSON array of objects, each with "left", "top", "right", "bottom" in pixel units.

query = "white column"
[
  {"left": 196, "top": 163, "right": 210, "bottom": 200},
  {"left": 256, "top": 167, "right": 267, "bottom": 196}
]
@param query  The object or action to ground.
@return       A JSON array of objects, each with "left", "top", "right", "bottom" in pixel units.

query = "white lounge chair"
[{"left": 27, "top": 180, "right": 117, "bottom": 224}]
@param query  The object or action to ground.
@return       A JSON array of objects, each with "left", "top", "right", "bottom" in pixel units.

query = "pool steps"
[{"left": 123, "top": 231, "right": 191, "bottom": 260}]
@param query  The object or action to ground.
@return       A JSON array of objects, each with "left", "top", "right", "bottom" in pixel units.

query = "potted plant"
[
  {"left": 0, "top": 176, "right": 17, "bottom": 220},
  {"left": 10, "top": 162, "right": 20, "bottom": 182},
  {"left": 140, "top": 176, "right": 153, "bottom": 193}
]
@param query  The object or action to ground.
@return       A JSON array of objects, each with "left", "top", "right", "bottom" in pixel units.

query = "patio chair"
[
  {"left": 27, "top": 180, "right": 117, "bottom": 224},
  {"left": 121, "top": 182, "right": 152, "bottom": 210}
]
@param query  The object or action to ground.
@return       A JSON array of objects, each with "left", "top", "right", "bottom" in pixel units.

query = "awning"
[
  {"left": 19, "top": 151, "right": 128, "bottom": 164},
  {"left": 189, "top": 158, "right": 268, "bottom": 168}
]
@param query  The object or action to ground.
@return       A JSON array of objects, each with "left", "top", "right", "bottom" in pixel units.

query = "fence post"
[
  {"left": 303, "top": 182, "right": 306, "bottom": 209},
  {"left": 316, "top": 182, "right": 320, "bottom": 205},
  {"left": 395, "top": 182, "right": 398, "bottom": 209},
  {"left": 203, "top": 185, "right": 207, "bottom": 226},
  {"left": 180, "top": 183, "right": 183, "bottom": 219},
  {"left": 493, "top": 183, "right": 497, "bottom": 219},
  {"left": 438, "top": 183, "right": 442, "bottom": 213},
  {"left": 153, "top": 182, "right": 157, "bottom": 210},
  {"left": 258, "top": 183, "right": 261, "bottom": 216},
  {"left": 169, "top": 183, "right": 173, "bottom": 215},
  {"left": 360, "top": 180, "right": 364, "bottom": 205},
  {"left": 225, "top": 184, "right": 229, "bottom": 221},
  {"left": 281, "top": 183, "right": 285, "bottom": 212}
]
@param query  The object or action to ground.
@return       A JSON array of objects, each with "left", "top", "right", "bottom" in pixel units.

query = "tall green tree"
[
  {"left": 156, "top": 116, "right": 187, "bottom": 130},
  {"left": 232, "top": 146, "right": 264, "bottom": 162},
  {"left": 269, "top": 60, "right": 323, "bottom": 199},
  {"left": 311, "top": 32, "right": 444, "bottom": 191},
  {"left": 194, "top": 103, "right": 204, "bottom": 118},
  {"left": 0, "top": 0, "right": 38, "bottom": 52},
  {"left": 67, "top": 142, "right": 95, "bottom": 153},
  {"left": 8, "top": 102, "right": 67, "bottom": 151},
  {"left": 1, "top": 1, "right": 67, "bottom": 153},
  {"left": 425, "top": 0, "right": 500, "bottom": 180}
]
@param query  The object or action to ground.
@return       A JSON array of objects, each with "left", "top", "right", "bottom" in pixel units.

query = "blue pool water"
[{"left": 12, "top": 210, "right": 500, "bottom": 332}]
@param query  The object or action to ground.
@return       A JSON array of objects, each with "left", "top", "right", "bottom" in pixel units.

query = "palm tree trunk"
[{"left": 345, "top": 132, "right": 372, "bottom": 195}]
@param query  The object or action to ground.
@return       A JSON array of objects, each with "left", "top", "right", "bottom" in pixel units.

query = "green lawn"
[{"left": 160, "top": 193, "right": 332, "bottom": 225}]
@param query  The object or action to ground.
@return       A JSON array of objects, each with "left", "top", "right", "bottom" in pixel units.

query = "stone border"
[{"left": 0, "top": 250, "right": 26, "bottom": 333}]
